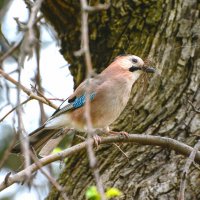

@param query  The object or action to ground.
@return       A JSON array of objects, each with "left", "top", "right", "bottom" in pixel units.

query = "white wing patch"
[{"left": 45, "top": 114, "right": 71, "bottom": 129}]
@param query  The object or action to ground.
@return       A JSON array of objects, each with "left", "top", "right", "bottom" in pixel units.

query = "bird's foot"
[
  {"left": 93, "top": 134, "right": 102, "bottom": 146},
  {"left": 109, "top": 130, "right": 129, "bottom": 138}
]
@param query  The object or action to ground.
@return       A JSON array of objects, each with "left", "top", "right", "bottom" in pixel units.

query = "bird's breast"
[
  {"left": 67, "top": 78, "right": 133, "bottom": 131},
  {"left": 89, "top": 84, "right": 131, "bottom": 128}
]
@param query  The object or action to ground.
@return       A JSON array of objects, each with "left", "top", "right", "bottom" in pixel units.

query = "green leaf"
[
  {"left": 52, "top": 147, "right": 62, "bottom": 154},
  {"left": 106, "top": 188, "right": 123, "bottom": 199},
  {"left": 86, "top": 186, "right": 100, "bottom": 200}
]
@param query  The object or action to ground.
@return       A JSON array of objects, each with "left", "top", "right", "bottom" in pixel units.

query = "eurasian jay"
[{"left": 13, "top": 54, "right": 155, "bottom": 155}]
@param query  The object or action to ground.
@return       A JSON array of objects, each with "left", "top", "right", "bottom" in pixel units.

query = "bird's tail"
[{"left": 12, "top": 125, "right": 62, "bottom": 155}]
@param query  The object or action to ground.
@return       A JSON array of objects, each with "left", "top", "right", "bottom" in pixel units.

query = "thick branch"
[{"left": 1, "top": 134, "right": 200, "bottom": 191}]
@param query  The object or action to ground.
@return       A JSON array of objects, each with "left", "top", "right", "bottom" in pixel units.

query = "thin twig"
[
  {"left": 80, "top": 0, "right": 93, "bottom": 74},
  {"left": 1, "top": 134, "right": 200, "bottom": 191},
  {"left": 75, "top": 134, "right": 86, "bottom": 141},
  {"left": 30, "top": 151, "right": 69, "bottom": 200},
  {"left": 16, "top": 63, "right": 31, "bottom": 181},
  {"left": 188, "top": 100, "right": 200, "bottom": 114},
  {"left": 83, "top": 4, "right": 110, "bottom": 12},
  {"left": 27, "top": 0, "right": 44, "bottom": 30},
  {"left": 192, "top": 162, "right": 200, "bottom": 171},
  {"left": 47, "top": 98, "right": 65, "bottom": 102},
  {"left": 178, "top": 140, "right": 200, "bottom": 200},
  {"left": 19, "top": 0, "right": 44, "bottom": 66},
  {"left": 34, "top": 36, "right": 47, "bottom": 123},
  {"left": 113, "top": 143, "right": 129, "bottom": 162},
  {"left": 78, "top": 0, "right": 106, "bottom": 199},
  {"left": 0, "top": 40, "right": 21, "bottom": 63},
  {"left": 0, "top": 68, "right": 57, "bottom": 109},
  {"left": 0, "top": 97, "right": 32, "bottom": 122},
  {"left": 31, "top": 84, "right": 56, "bottom": 106}
]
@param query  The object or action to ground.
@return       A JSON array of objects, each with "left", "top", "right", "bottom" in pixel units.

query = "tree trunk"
[{"left": 41, "top": 0, "right": 200, "bottom": 199}]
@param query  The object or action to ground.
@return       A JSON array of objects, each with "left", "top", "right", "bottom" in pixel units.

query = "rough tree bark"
[{"left": 41, "top": 0, "right": 200, "bottom": 199}]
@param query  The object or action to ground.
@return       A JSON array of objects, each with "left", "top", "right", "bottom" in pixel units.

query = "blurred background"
[{"left": 0, "top": 0, "right": 73, "bottom": 199}]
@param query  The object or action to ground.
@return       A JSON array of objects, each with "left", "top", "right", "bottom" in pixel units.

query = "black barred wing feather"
[{"left": 50, "top": 92, "right": 96, "bottom": 119}]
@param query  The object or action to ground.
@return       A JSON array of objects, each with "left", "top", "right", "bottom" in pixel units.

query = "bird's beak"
[{"left": 142, "top": 66, "right": 156, "bottom": 73}]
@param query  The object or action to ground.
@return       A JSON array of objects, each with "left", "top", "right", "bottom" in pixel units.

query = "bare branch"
[
  {"left": 0, "top": 40, "right": 21, "bottom": 63},
  {"left": 1, "top": 134, "right": 200, "bottom": 191},
  {"left": 30, "top": 151, "right": 69, "bottom": 200},
  {"left": 178, "top": 140, "right": 200, "bottom": 200},
  {"left": 75, "top": 0, "right": 93, "bottom": 74},
  {"left": 31, "top": 84, "right": 57, "bottom": 108},
  {"left": 19, "top": 0, "right": 44, "bottom": 66},
  {"left": 0, "top": 97, "right": 32, "bottom": 122},
  {"left": 0, "top": 68, "right": 57, "bottom": 109},
  {"left": 83, "top": 4, "right": 110, "bottom": 12},
  {"left": 16, "top": 64, "right": 31, "bottom": 180},
  {"left": 78, "top": 0, "right": 106, "bottom": 199},
  {"left": 47, "top": 98, "right": 65, "bottom": 102},
  {"left": 188, "top": 100, "right": 200, "bottom": 114},
  {"left": 113, "top": 143, "right": 129, "bottom": 162}
]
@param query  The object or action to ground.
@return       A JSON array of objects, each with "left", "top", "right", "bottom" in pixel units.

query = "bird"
[{"left": 12, "top": 54, "right": 155, "bottom": 156}]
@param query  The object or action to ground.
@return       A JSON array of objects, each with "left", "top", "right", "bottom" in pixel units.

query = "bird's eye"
[{"left": 132, "top": 58, "right": 138, "bottom": 63}]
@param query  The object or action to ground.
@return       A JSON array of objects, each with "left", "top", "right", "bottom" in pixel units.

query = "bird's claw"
[
  {"left": 109, "top": 130, "right": 129, "bottom": 138},
  {"left": 93, "top": 134, "right": 101, "bottom": 147},
  {"left": 119, "top": 131, "right": 129, "bottom": 138}
]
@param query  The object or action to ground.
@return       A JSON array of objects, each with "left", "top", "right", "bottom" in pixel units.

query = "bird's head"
[
  {"left": 101, "top": 54, "right": 155, "bottom": 84},
  {"left": 115, "top": 54, "right": 155, "bottom": 74}
]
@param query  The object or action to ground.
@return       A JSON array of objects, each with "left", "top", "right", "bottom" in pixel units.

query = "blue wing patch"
[
  {"left": 73, "top": 92, "right": 96, "bottom": 108},
  {"left": 50, "top": 92, "right": 96, "bottom": 118}
]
